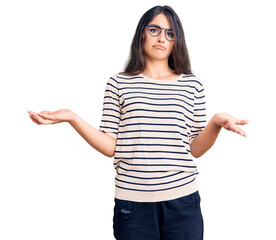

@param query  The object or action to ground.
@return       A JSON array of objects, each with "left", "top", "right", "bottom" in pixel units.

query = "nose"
[{"left": 157, "top": 30, "right": 165, "bottom": 43}]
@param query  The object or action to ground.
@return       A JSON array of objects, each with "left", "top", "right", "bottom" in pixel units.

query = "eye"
[
  {"left": 167, "top": 31, "right": 174, "bottom": 38},
  {"left": 150, "top": 28, "right": 158, "bottom": 33}
]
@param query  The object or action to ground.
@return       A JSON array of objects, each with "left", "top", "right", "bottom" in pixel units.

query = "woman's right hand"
[{"left": 27, "top": 109, "right": 76, "bottom": 125}]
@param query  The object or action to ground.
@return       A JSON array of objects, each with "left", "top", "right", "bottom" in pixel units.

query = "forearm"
[
  {"left": 190, "top": 114, "right": 222, "bottom": 158},
  {"left": 69, "top": 113, "right": 116, "bottom": 157}
]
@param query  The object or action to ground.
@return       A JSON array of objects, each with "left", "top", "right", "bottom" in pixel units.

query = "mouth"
[{"left": 153, "top": 45, "right": 166, "bottom": 50}]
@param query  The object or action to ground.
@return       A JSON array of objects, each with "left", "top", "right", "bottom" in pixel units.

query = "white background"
[{"left": 1, "top": 0, "right": 275, "bottom": 239}]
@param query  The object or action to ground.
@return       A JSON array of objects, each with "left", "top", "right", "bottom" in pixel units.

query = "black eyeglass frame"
[{"left": 144, "top": 24, "right": 175, "bottom": 42}]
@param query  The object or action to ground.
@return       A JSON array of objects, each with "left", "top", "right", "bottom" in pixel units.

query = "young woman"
[{"left": 27, "top": 5, "right": 248, "bottom": 240}]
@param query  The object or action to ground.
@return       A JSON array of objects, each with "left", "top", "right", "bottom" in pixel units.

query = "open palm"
[
  {"left": 213, "top": 113, "right": 249, "bottom": 137},
  {"left": 27, "top": 109, "right": 73, "bottom": 125}
]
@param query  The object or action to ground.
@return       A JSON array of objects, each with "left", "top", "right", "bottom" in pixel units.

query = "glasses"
[{"left": 144, "top": 24, "right": 175, "bottom": 42}]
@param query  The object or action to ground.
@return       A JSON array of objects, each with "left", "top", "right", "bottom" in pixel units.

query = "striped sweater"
[{"left": 99, "top": 72, "right": 206, "bottom": 202}]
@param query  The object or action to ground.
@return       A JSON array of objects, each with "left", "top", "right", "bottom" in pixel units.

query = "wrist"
[
  {"left": 68, "top": 111, "right": 79, "bottom": 124},
  {"left": 211, "top": 113, "right": 222, "bottom": 130}
]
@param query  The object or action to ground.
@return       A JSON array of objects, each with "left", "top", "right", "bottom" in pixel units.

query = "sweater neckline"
[{"left": 139, "top": 73, "right": 182, "bottom": 83}]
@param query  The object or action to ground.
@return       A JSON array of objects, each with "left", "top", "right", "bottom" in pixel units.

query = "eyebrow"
[{"left": 149, "top": 24, "right": 173, "bottom": 31}]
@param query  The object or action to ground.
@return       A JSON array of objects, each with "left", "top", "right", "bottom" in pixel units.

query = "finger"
[
  {"left": 27, "top": 110, "right": 37, "bottom": 115},
  {"left": 236, "top": 119, "right": 249, "bottom": 125},
  {"left": 35, "top": 113, "right": 54, "bottom": 124},
  {"left": 28, "top": 112, "right": 52, "bottom": 124},
  {"left": 225, "top": 122, "right": 246, "bottom": 136},
  {"left": 28, "top": 111, "right": 42, "bottom": 121},
  {"left": 29, "top": 114, "right": 41, "bottom": 125},
  {"left": 233, "top": 126, "right": 247, "bottom": 137}
]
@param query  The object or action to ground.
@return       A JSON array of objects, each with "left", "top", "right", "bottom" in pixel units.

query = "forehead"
[{"left": 148, "top": 14, "right": 172, "bottom": 29}]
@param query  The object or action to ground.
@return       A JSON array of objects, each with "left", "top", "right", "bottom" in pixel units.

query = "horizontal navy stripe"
[
  {"left": 182, "top": 74, "right": 195, "bottom": 78},
  {"left": 110, "top": 77, "right": 120, "bottom": 83},
  {"left": 117, "top": 130, "right": 188, "bottom": 138},
  {"left": 120, "top": 86, "right": 194, "bottom": 95},
  {"left": 116, "top": 76, "right": 144, "bottom": 80},
  {"left": 191, "top": 124, "right": 206, "bottom": 128},
  {"left": 100, "top": 119, "right": 119, "bottom": 125},
  {"left": 115, "top": 172, "right": 198, "bottom": 186},
  {"left": 179, "top": 79, "right": 203, "bottom": 87},
  {"left": 121, "top": 108, "right": 196, "bottom": 122},
  {"left": 102, "top": 107, "right": 120, "bottom": 114},
  {"left": 123, "top": 95, "right": 194, "bottom": 107},
  {"left": 117, "top": 136, "right": 187, "bottom": 140},
  {"left": 114, "top": 161, "right": 197, "bottom": 169},
  {"left": 191, "top": 130, "right": 202, "bottom": 134},
  {"left": 119, "top": 115, "right": 188, "bottom": 126},
  {"left": 120, "top": 91, "right": 194, "bottom": 101},
  {"left": 178, "top": 80, "right": 201, "bottom": 86},
  {"left": 194, "top": 101, "right": 205, "bottom": 105},
  {"left": 195, "top": 95, "right": 205, "bottom": 99},
  {"left": 105, "top": 89, "right": 119, "bottom": 97},
  {"left": 99, "top": 125, "right": 118, "bottom": 131},
  {"left": 118, "top": 122, "right": 187, "bottom": 131},
  {"left": 116, "top": 171, "right": 183, "bottom": 180},
  {"left": 101, "top": 113, "right": 120, "bottom": 120},
  {"left": 185, "top": 120, "right": 206, "bottom": 129},
  {"left": 118, "top": 81, "right": 197, "bottom": 91},
  {"left": 121, "top": 101, "right": 193, "bottom": 114},
  {"left": 196, "top": 88, "right": 204, "bottom": 93},
  {"left": 114, "top": 157, "right": 193, "bottom": 162},
  {"left": 115, "top": 143, "right": 186, "bottom": 148},
  {"left": 106, "top": 84, "right": 119, "bottom": 95},
  {"left": 104, "top": 95, "right": 120, "bottom": 103},
  {"left": 116, "top": 165, "right": 168, "bottom": 173},
  {"left": 115, "top": 150, "right": 189, "bottom": 154},
  {"left": 115, "top": 177, "right": 196, "bottom": 192},
  {"left": 100, "top": 130, "right": 117, "bottom": 136}
]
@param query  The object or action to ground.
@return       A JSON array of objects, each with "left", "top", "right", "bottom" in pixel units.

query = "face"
[{"left": 143, "top": 14, "right": 175, "bottom": 61}]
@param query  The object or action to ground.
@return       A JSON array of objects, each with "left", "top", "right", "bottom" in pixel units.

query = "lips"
[{"left": 153, "top": 45, "right": 166, "bottom": 50}]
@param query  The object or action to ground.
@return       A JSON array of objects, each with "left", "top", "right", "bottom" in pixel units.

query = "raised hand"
[
  {"left": 27, "top": 109, "right": 75, "bottom": 125},
  {"left": 212, "top": 113, "right": 249, "bottom": 137}
]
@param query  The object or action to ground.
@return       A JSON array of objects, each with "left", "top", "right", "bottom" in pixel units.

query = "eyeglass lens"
[{"left": 147, "top": 24, "right": 175, "bottom": 41}]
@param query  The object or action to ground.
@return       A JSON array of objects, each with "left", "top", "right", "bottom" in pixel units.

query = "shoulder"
[
  {"left": 109, "top": 72, "right": 143, "bottom": 83},
  {"left": 181, "top": 73, "right": 204, "bottom": 91},
  {"left": 105, "top": 73, "right": 124, "bottom": 85},
  {"left": 112, "top": 72, "right": 141, "bottom": 79}
]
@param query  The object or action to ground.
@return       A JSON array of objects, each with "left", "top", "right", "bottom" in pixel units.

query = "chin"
[{"left": 148, "top": 53, "right": 170, "bottom": 61}]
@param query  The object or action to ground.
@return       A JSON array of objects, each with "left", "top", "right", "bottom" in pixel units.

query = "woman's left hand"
[{"left": 212, "top": 113, "right": 249, "bottom": 137}]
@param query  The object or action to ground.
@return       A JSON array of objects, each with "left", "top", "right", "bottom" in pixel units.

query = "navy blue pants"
[{"left": 113, "top": 191, "right": 204, "bottom": 240}]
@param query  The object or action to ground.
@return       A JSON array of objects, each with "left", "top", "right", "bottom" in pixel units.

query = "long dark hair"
[{"left": 121, "top": 5, "right": 192, "bottom": 76}]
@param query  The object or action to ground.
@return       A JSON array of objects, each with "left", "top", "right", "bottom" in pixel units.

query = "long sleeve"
[{"left": 99, "top": 76, "right": 121, "bottom": 139}]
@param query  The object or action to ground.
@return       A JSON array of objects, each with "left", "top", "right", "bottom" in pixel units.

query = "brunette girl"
[{"left": 28, "top": 5, "right": 248, "bottom": 240}]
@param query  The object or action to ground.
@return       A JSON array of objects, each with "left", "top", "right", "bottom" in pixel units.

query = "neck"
[{"left": 142, "top": 58, "right": 175, "bottom": 79}]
